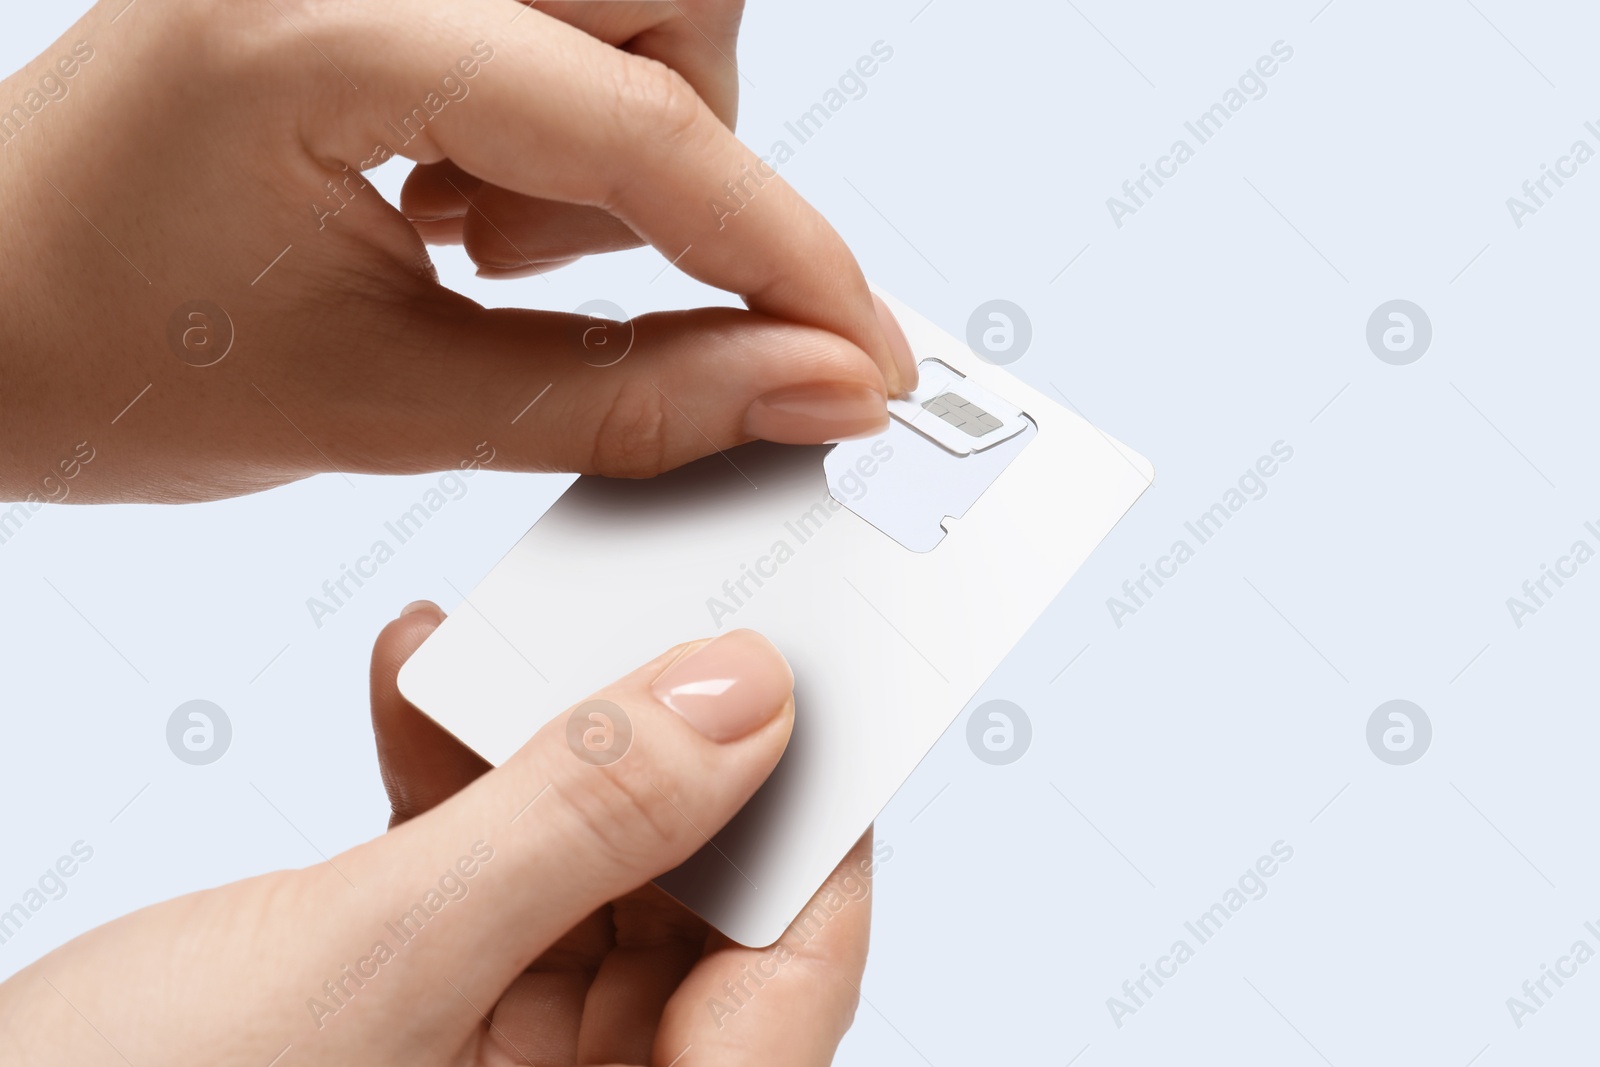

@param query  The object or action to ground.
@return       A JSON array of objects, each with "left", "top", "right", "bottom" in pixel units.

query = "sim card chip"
[
  {"left": 888, "top": 359, "right": 1029, "bottom": 456},
  {"left": 923, "top": 392, "right": 1004, "bottom": 437}
]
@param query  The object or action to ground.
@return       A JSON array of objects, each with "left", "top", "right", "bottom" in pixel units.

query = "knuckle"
[
  {"left": 797, "top": 955, "right": 862, "bottom": 1036},
  {"left": 551, "top": 755, "right": 698, "bottom": 873},
  {"left": 587, "top": 378, "right": 674, "bottom": 479},
  {"left": 181, "top": 0, "right": 366, "bottom": 108},
  {"left": 674, "top": 0, "right": 746, "bottom": 29},
  {"left": 619, "top": 54, "right": 710, "bottom": 153},
  {"left": 837, "top": 982, "right": 862, "bottom": 1031},
  {"left": 182, "top": 0, "right": 339, "bottom": 91}
]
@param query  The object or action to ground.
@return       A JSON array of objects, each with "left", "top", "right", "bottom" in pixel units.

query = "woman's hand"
[
  {"left": 0, "top": 604, "right": 877, "bottom": 1065},
  {"left": 0, "top": 0, "right": 917, "bottom": 503}
]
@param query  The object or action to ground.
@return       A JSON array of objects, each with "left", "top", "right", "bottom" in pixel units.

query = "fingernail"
[
  {"left": 743, "top": 382, "right": 888, "bottom": 445},
  {"left": 651, "top": 630, "right": 794, "bottom": 742},
  {"left": 872, "top": 293, "right": 919, "bottom": 395},
  {"left": 475, "top": 257, "right": 581, "bottom": 279},
  {"left": 401, "top": 599, "right": 442, "bottom": 620}
]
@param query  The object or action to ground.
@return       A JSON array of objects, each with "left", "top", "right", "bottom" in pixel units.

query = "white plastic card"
[{"left": 397, "top": 291, "right": 1154, "bottom": 946}]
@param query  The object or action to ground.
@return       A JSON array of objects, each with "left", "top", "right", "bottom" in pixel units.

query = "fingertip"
[
  {"left": 649, "top": 629, "right": 795, "bottom": 743},
  {"left": 871, "top": 292, "right": 919, "bottom": 396},
  {"left": 475, "top": 257, "right": 583, "bottom": 279},
  {"left": 368, "top": 601, "right": 488, "bottom": 825},
  {"left": 742, "top": 381, "right": 889, "bottom": 446},
  {"left": 400, "top": 160, "right": 477, "bottom": 222},
  {"left": 724, "top": 317, "right": 890, "bottom": 446},
  {"left": 372, "top": 603, "right": 446, "bottom": 686},
  {"left": 401, "top": 599, "right": 444, "bottom": 620}
]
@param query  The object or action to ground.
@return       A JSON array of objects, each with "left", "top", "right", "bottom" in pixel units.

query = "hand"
[
  {"left": 0, "top": 0, "right": 918, "bottom": 504},
  {"left": 0, "top": 605, "right": 878, "bottom": 1065}
]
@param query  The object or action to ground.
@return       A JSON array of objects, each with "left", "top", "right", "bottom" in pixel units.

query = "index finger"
[
  {"left": 323, "top": 0, "right": 917, "bottom": 394},
  {"left": 533, "top": 0, "right": 746, "bottom": 126}
]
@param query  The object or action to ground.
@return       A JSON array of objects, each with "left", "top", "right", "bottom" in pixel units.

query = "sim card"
[
  {"left": 827, "top": 359, "right": 1037, "bottom": 552},
  {"left": 398, "top": 290, "right": 1154, "bottom": 947},
  {"left": 887, "top": 358, "right": 1031, "bottom": 456}
]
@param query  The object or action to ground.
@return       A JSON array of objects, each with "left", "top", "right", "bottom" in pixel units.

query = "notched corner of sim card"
[{"left": 823, "top": 359, "right": 1037, "bottom": 553}]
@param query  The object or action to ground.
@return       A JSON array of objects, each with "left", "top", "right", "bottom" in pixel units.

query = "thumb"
[{"left": 313, "top": 630, "right": 794, "bottom": 1059}]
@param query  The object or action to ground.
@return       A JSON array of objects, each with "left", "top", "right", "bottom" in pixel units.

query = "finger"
[
  {"left": 312, "top": 304, "right": 889, "bottom": 477},
  {"left": 376, "top": 597, "right": 614, "bottom": 1063},
  {"left": 654, "top": 830, "right": 879, "bottom": 1066},
  {"left": 369, "top": 601, "right": 491, "bottom": 826},
  {"left": 574, "top": 885, "right": 708, "bottom": 1063},
  {"left": 481, "top": 907, "right": 614, "bottom": 1065},
  {"left": 412, "top": 1, "right": 740, "bottom": 265},
  {"left": 624, "top": 2, "right": 743, "bottom": 128},
  {"left": 399, "top": 159, "right": 478, "bottom": 248},
  {"left": 320, "top": 2, "right": 917, "bottom": 393},
  {"left": 462, "top": 183, "right": 643, "bottom": 268},
  {"left": 535, "top": 0, "right": 744, "bottom": 126},
  {"left": 402, "top": 160, "right": 641, "bottom": 263},
  {"left": 400, "top": 159, "right": 480, "bottom": 224},
  {"left": 316, "top": 629, "right": 795, "bottom": 1063}
]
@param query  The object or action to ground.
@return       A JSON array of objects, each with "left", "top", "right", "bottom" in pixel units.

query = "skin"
[
  {"left": 0, "top": 0, "right": 916, "bottom": 503},
  {"left": 1, "top": 1, "right": 888, "bottom": 1060},
  {"left": 0, "top": 606, "right": 876, "bottom": 1064}
]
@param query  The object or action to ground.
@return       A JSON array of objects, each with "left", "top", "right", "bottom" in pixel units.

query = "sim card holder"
[{"left": 824, "top": 358, "right": 1036, "bottom": 553}]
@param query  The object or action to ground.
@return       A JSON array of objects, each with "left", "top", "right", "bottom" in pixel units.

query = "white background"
[{"left": 5, "top": 1, "right": 1600, "bottom": 1064}]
